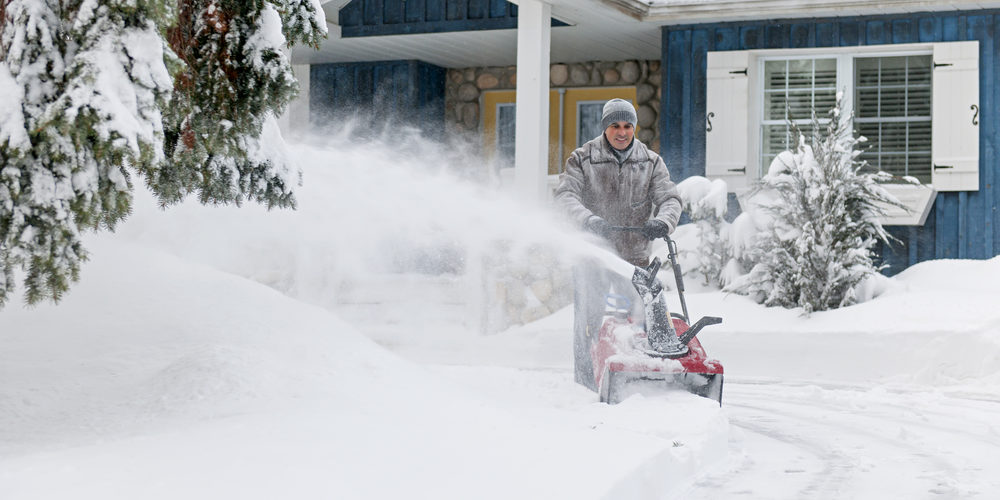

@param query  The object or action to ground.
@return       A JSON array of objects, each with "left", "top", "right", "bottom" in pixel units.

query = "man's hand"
[
  {"left": 641, "top": 219, "right": 671, "bottom": 240},
  {"left": 585, "top": 216, "right": 611, "bottom": 238}
]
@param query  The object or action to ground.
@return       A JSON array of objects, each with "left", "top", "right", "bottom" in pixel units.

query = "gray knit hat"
[{"left": 601, "top": 98, "right": 637, "bottom": 131}]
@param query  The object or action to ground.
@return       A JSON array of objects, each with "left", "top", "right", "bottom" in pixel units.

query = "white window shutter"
[
  {"left": 705, "top": 50, "right": 750, "bottom": 191},
  {"left": 932, "top": 41, "right": 979, "bottom": 191}
]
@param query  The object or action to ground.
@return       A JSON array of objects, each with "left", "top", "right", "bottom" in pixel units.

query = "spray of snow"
[{"left": 119, "top": 123, "right": 634, "bottom": 313}]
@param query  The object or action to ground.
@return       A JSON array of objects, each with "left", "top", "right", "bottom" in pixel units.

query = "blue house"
[{"left": 291, "top": 0, "right": 1000, "bottom": 272}]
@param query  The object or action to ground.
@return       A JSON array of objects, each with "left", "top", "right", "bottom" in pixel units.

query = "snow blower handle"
[
  {"left": 607, "top": 226, "right": 690, "bottom": 322},
  {"left": 665, "top": 236, "right": 690, "bottom": 323}
]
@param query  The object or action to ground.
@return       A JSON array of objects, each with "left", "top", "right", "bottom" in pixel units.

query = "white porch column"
[{"left": 513, "top": 0, "right": 551, "bottom": 202}]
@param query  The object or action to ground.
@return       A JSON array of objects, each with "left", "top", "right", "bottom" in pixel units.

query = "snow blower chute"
[{"left": 588, "top": 232, "right": 724, "bottom": 405}]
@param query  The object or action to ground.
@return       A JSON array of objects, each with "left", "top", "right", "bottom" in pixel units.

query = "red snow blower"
[{"left": 588, "top": 231, "right": 724, "bottom": 405}]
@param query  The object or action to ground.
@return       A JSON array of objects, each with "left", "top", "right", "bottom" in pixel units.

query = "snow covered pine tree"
[
  {"left": 0, "top": 0, "right": 326, "bottom": 308},
  {"left": 731, "top": 93, "right": 907, "bottom": 313}
]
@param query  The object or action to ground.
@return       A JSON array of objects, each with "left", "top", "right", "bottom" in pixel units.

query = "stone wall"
[
  {"left": 475, "top": 242, "right": 573, "bottom": 334},
  {"left": 445, "top": 60, "right": 662, "bottom": 151}
]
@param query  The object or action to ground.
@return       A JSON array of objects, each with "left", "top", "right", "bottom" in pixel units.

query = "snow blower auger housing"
[{"left": 591, "top": 232, "right": 724, "bottom": 405}]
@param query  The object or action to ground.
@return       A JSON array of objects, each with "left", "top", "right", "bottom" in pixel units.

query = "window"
[
  {"left": 577, "top": 101, "right": 606, "bottom": 147},
  {"left": 760, "top": 58, "right": 838, "bottom": 170},
  {"left": 706, "top": 41, "right": 979, "bottom": 225},
  {"left": 496, "top": 103, "right": 516, "bottom": 168},
  {"left": 855, "top": 55, "right": 933, "bottom": 182},
  {"left": 757, "top": 54, "right": 933, "bottom": 183}
]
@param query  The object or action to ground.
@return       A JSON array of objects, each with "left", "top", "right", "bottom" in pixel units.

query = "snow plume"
[
  {"left": 119, "top": 122, "right": 625, "bottom": 330},
  {"left": 725, "top": 97, "right": 906, "bottom": 313}
]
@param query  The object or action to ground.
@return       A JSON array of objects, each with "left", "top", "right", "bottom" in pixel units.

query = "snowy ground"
[{"left": 2, "top": 135, "right": 999, "bottom": 499}]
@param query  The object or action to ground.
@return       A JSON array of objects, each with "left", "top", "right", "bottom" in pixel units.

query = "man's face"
[{"left": 604, "top": 121, "right": 635, "bottom": 150}]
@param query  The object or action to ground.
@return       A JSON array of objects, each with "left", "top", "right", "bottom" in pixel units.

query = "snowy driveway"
[{"left": 337, "top": 272, "right": 1000, "bottom": 499}]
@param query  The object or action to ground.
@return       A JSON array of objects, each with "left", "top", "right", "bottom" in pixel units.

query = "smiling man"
[
  {"left": 555, "top": 97, "right": 683, "bottom": 391},
  {"left": 556, "top": 98, "right": 682, "bottom": 266}
]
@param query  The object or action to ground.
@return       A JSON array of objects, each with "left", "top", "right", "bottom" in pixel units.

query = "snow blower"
[{"left": 590, "top": 231, "right": 724, "bottom": 405}]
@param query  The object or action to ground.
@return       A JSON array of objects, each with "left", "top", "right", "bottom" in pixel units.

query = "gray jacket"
[{"left": 555, "top": 136, "right": 682, "bottom": 266}]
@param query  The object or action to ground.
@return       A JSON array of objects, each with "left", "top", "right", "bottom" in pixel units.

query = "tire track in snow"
[
  {"left": 731, "top": 401, "right": 959, "bottom": 498},
  {"left": 735, "top": 380, "right": 1000, "bottom": 449},
  {"left": 686, "top": 401, "right": 868, "bottom": 499},
  {"left": 683, "top": 382, "right": 999, "bottom": 499},
  {"left": 733, "top": 385, "right": 999, "bottom": 498}
]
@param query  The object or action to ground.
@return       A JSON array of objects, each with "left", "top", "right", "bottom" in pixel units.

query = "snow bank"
[
  {"left": 0, "top": 235, "right": 726, "bottom": 499},
  {"left": 691, "top": 256, "right": 1000, "bottom": 394}
]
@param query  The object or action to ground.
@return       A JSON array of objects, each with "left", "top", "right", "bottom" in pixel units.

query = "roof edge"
[{"left": 603, "top": 0, "right": 1000, "bottom": 24}]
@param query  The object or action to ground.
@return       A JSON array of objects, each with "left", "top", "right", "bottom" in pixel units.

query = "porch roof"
[{"left": 294, "top": 0, "right": 1000, "bottom": 68}]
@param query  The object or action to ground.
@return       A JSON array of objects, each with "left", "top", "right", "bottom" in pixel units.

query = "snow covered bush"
[
  {"left": 158, "top": 0, "right": 324, "bottom": 207},
  {"left": 676, "top": 176, "right": 731, "bottom": 287},
  {"left": 727, "top": 94, "right": 906, "bottom": 313},
  {"left": 0, "top": 0, "right": 326, "bottom": 307}
]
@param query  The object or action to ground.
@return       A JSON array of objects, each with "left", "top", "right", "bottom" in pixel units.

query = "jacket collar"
[{"left": 588, "top": 135, "right": 650, "bottom": 165}]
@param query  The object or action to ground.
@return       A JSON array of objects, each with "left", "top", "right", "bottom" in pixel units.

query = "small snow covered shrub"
[
  {"left": 728, "top": 94, "right": 905, "bottom": 313},
  {"left": 676, "top": 176, "right": 730, "bottom": 287}
]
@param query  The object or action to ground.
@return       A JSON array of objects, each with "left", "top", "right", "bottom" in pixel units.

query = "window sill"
[{"left": 878, "top": 183, "right": 937, "bottom": 226}]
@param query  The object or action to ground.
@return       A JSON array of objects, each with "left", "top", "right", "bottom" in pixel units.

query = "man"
[{"left": 554, "top": 98, "right": 683, "bottom": 390}]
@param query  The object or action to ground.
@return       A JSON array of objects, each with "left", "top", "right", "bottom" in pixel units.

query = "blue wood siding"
[
  {"left": 310, "top": 60, "right": 445, "bottom": 131},
  {"left": 662, "top": 10, "right": 1000, "bottom": 274},
  {"left": 339, "top": 0, "right": 567, "bottom": 37}
]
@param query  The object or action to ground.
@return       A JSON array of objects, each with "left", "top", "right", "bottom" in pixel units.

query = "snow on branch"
[{"left": 0, "top": 0, "right": 327, "bottom": 307}]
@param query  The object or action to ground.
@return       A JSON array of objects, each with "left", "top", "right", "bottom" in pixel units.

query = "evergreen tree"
[
  {"left": 275, "top": 0, "right": 326, "bottom": 49},
  {"left": 159, "top": 0, "right": 307, "bottom": 208},
  {"left": 730, "top": 95, "right": 907, "bottom": 313},
  {"left": 1, "top": 0, "right": 73, "bottom": 306},
  {"left": 0, "top": 0, "right": 327, "bottom": 308}
]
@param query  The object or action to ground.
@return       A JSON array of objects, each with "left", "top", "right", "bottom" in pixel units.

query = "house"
[{"left": 288, "top": 0, "right": 1000, "bottom": 273}]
